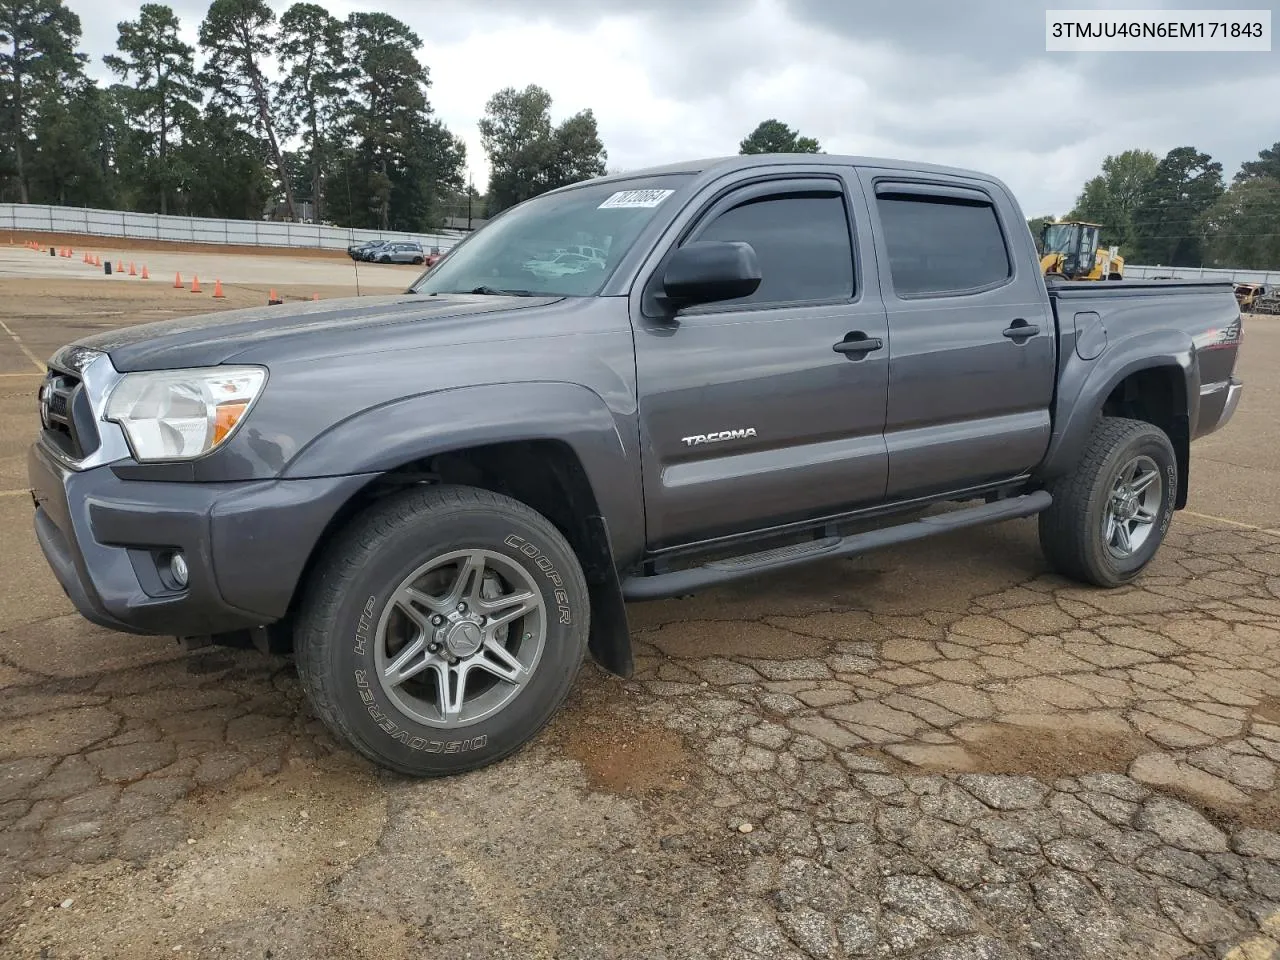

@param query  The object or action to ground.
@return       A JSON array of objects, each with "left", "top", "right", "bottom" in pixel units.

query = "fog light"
[{"left": 169, "top": 552, "right": 189, "bottom": 588}]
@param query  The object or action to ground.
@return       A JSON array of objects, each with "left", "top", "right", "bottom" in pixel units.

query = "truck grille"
[{"left": 39, "top": 368, "right": 100, "bottom": 462}]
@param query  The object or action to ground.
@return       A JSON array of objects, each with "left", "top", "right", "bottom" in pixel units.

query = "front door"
[
  {"left": 859, "top": 172, "right": 1056, "bottom": 499},
  {"left": 633, "top": 173, "right": 890, "bottom": 549}
]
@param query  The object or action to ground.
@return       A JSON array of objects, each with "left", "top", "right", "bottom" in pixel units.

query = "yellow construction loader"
[{"left": 1039, "top": 220, "right": 1124, "bottom": 281}]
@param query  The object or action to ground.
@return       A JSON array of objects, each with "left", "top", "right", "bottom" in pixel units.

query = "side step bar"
[{"left": 620, "top": 490, "right": 1052, "bottom": 601}]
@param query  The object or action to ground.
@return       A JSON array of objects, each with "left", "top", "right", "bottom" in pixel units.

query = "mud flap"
[{"left": 582, "top": 515, "right": 633, "bottom": 678}]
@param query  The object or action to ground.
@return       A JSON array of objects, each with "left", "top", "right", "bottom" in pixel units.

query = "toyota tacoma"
[{"left": 28, "top": 155, "right": 1244, "bottom": 776}]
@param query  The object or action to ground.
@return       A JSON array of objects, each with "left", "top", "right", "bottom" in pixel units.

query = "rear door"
[
  {"left": 858, "top": 170, "right": 1055, "bottom": 499},
  {"left": 632, "top": 170, "right": 890, "bottom": 548}
]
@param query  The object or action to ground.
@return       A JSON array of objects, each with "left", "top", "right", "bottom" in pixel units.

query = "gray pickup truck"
[{"left": 28, "top": 155, "right": 1243, "bottom": 776}]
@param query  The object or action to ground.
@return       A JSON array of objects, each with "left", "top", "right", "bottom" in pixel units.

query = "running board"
[{"left": 620, "top": 491, "right": 1052, "bottom": 601}]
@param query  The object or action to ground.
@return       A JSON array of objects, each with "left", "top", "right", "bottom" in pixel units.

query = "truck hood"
[{"left": 71, "top": 293, "right": 560, "bottom": 372}]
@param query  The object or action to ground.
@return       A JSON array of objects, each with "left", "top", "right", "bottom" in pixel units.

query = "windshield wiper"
[{"left": 464, "top": 285, "right": 540, "bottom": 297}]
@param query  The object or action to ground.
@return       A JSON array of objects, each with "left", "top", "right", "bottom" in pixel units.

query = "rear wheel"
[
  {"left": 294, "top": 485, "right": 590, "bottom": 776},
  {"left": 378, "top": 255, "right": 391, "bottom": 264},
  {"left": 1038, "top": 417, "right": 1177, "bottom": 587}
]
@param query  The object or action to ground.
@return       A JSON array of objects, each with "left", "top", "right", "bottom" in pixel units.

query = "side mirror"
[{"left": 662, "top": 241, "right": 761, "bottom": 309}]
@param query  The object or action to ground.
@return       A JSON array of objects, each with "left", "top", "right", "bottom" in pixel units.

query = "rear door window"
[{"left": 875, "top": 191, "right": 1011, "bottom": 297}]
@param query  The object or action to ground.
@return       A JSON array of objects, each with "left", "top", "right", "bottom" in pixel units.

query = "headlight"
[{"left": 105, "top": 366, "right": 267, "bottom": 462}]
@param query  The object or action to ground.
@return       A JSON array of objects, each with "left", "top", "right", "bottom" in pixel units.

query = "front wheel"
[
  {"left": 294, "top": 485, "right": 590, "bottom": 776},
  {"left": 378, "top": 255, "right": 391, "bottom": 264},
  {"left": 412, "top": 256, "right": 424, "bottom": 265},
  {"left": 1038, "top": 417, "right": 1177, "bottom": 587}
]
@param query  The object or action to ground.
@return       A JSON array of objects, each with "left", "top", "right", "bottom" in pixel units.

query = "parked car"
[
  {"left": 347, "top": 241, "right": 381, "bottom": 261},
  {"left": 353, "top": 241, "right": 391, "bottom": 262},
  {"left": 28, "top": 155, "right": 1243, "bottom": 778},
  {"left": 371, "top": 242, "right": 426, "bottom": 265},
  {"left": 563, "top": 244, "right": 607, "bottom": 261},
  {"left": 525, "top": 251, "right": 604, "bottom": 278}
]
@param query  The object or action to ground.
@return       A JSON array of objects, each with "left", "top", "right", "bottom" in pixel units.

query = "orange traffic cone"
[
  {"left": 212, "top": 279, "right": 225, "bottom": 298},
  {"left": 312, "top": 293, "right": 320, "bottom": 301},
  {"left": 128, "top": 262, "right": 137, "bottom": 277},
  {"left": 141, "top": 265, "right": 149, "bottom": 280},
  {"left": 173, "top": 272, "right": 183, "bottom": 289},
  {"left": 268, "top": 289, "right": 282, "bottom": 305},
  {"left": 190, "top": 275, "right": 202, "bottom": 293},
  {"left": 115, "top": 260, "right": 123, "bottom": 273}
]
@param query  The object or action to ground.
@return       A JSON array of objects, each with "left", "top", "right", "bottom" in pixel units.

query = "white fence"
[
  {"left": 1, "top": 203, "right": 462, "bottom": 254},
  {"left": 1127, "top": 264, "right": 1280, "bottom": 284},
  {"left": 8, "top": 203, "right": 1280, "bottom": 283}
]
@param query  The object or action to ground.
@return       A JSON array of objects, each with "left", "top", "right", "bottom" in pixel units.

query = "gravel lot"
[{"left": 0, "top": 250, "right": 1277, "bottom": 959}]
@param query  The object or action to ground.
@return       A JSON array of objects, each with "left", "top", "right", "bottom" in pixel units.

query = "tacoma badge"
[{"left": 681, "top": 428, "right": 758, "bottom": 447}]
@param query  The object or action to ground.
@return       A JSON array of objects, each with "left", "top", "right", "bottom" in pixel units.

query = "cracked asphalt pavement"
[{"left": 0, "top": 272, "right": 1277, "bottom": 959}]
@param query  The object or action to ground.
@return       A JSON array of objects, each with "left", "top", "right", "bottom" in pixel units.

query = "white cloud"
[{"left": 67, "top": 0, "right": 1280, "bottom": 216}]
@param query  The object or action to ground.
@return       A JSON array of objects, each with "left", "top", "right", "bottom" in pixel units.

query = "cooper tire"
[
  {"left": 294, "top": 484, "right": 590, "bottom": 777},
  {"left": 1038, "top": 416, "right": 1177, "bottom": 587}
]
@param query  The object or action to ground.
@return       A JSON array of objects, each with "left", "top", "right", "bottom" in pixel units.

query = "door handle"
[
  {"left": 833, "top": 333, "right": 883, "bottom": 358},
  {"left": 1003, "top": 319, "right": 1040, "bottom": 341}
]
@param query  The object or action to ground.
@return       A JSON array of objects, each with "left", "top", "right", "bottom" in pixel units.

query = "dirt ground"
[
  {"left": 0, "top": 239, "right": 423, "bottom": 299},
  {"left": 1, "top": 248, "right": 1278, "bottom": 960}
]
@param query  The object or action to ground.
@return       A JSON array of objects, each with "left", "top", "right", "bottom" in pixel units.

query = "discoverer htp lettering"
[
  {"left": 682, "top": 427, "right": 757, "bottom": 446},
  {"left": 503, "top": 534, "right": 572, "bottom": 624},
  {"left": 354, "top": 670, "right": 488, "bottom": 752},
  {"left": 353, "top": 595, "right": 377, "bottom": 656}
]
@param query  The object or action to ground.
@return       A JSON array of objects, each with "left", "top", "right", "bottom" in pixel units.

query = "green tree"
[
  {"left": 1205, "top": 177, "right": 1280, "bottom": 270},
  {"left": 480, "top": 84, "right": 606, "bottom": 214},
  {"left": 101, "top": 81, "right": 151, "bottom": 209},
  {"left": 341, "top": 12, "right": 464, "bottom": 230},
  {"left": 199, "top": 0, "right": 295, "bottom": 219},
  {"left": 1235, "top": 141, "right": 1280, "bottom": 183},
  {"left": 103, "top": 3, "right": 199, "bottom": 215},
  {"left": 1068, "top": 149, "right": 1158, "bottom": 253},
  {"left": 0, "top": 0, "right": 86, "bottom": 203},
  {"left": 28, "top": 77, "right": 116, "bottom": 205},
  {"left": 551, "top": 108, "right": 607, "bottom": 185},
  {"left": 1129, "top": 146, "right": 1223, "bottom": 267},
  {"left": 1026, "top": 214, "right": 1057, "bottom": 253},
  {"left": 177, "top": 104, "right": 270, "bottom": 218},
  {"left": 277, "top": 2, "right": 352, "bottom": 221},
  {"left": 738, "top": 119, "right": 821, "bottom": 155}
]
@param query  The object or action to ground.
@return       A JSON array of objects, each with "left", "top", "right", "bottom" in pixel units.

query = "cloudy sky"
[{"left": 66, "top": 0, "right": 1280, "bottom": 215}]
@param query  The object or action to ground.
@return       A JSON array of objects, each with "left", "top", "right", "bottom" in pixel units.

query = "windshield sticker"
[{"left": 598, "top": 189, "right": 675, "bottom": 209}]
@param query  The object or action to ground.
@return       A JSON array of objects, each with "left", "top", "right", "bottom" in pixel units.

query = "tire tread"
[
  {"left": 293, "top": 484, "right": 588, "bottom": 776},
  {"left": 1039, "top": 416, "right": 1173, "bottom": 587}
]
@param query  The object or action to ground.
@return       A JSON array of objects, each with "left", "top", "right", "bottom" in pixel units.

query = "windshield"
[
  {"left": 1041, "top": 223, "right": 1077, "bottom": 255},
  {"left": 414, "top": 175, "right": 693, "bottom": 297}
]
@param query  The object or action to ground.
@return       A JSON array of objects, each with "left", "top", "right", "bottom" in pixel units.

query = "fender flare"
[
  {"left": 281, "top": 381, "right": 644, "bottom": 677},
  {"left": 1040, "top": 328, "right": 1197, "bottom": 481},
  {"left": 282, "top": 380, "right": 642, "bottom": 552}
]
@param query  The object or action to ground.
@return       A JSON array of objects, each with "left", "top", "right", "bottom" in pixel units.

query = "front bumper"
[
  {"left": 28, "top": 440, "right": 372, "bottom": 637},
  {"left": 1197, "top": 377, "right": 1243, "bottom": 438}
]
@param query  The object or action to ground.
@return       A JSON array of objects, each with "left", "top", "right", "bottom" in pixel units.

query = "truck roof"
[{"left": 592, "top": 153, "right": 1003, "bottom": 186}]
